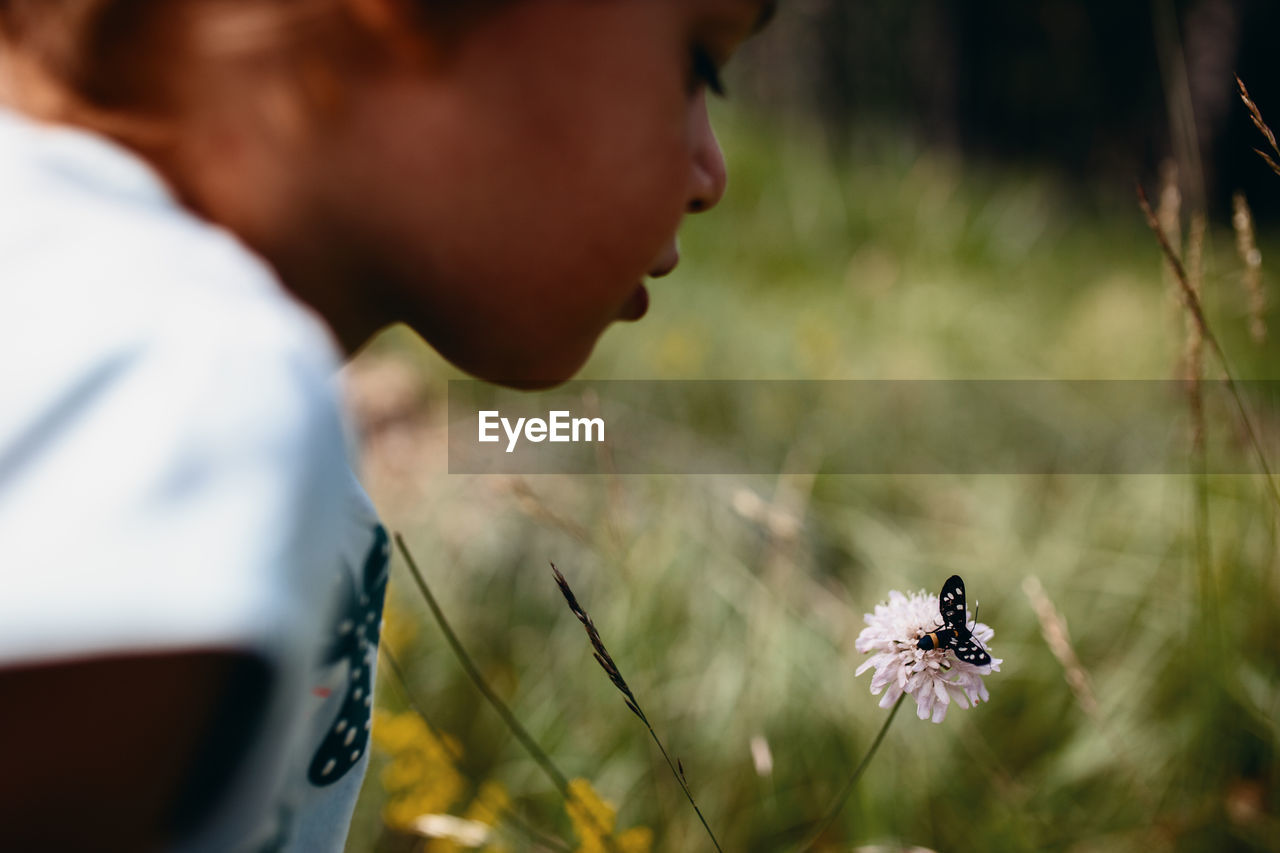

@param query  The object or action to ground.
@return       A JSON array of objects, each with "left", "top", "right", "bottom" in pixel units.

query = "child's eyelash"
[{"left": 691, "top": 46, "right": 727, "bottom": 97}]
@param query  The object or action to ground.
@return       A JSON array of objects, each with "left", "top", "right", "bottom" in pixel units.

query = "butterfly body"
[
  {"left": 917, "top": 627, "right": 963, "bottom": 652},
  {"left": 917, "top": 575, "right": 992, "bottom": 666}
]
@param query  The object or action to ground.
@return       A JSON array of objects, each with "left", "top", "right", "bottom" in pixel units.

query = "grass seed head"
[
  {"left": 551, "top": 563, "right": 645, "bottom": 722},
  {"left": 1237, "top": 76, "right": 1280, "bottom": 178}
]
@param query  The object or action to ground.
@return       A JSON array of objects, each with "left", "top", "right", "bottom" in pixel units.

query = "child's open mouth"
[{"left": 617, "top": 282, "right": 650, "bottom": 321}]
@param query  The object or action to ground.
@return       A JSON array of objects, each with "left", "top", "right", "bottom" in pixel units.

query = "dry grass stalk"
[
  {"left": 1138, "top": 185, "right": 1280, "bottom": 511},
  {"left": 1184, "top": 212, "right": 1206, "bottom": 380},
  {"left": 1022, "top": 577, "right": 1098, "bottom": 718},
  {"left": 1140, "top": 186, "right": 1215, "bottom": 360},
  {"left": 550, "top": 563, "right": 725, "bottom": 852},
  {"left": 1157, "top": 159, "right": 1183, "bottom": 260},
  {"left": 1232, "top": 191, "right": 1266, "bottom": 343},
  {"left": 1151, "top": 157, "right": 1207, "bottom": 447},
  {"left": 1020, "top": 577, "right": 1163, "bottom": 812},
  {"left": 1157, "top": 160, "right": 1187, "bottom": 346},
  {"left": 1184, "top": 212, "right": 1207, "bottom": 452},
  {"left": 509, "top": 479, "right": 593, "bottom": 544},
  {"left": 1237, "top": 76, "right": 1280, "bottom": 178}
]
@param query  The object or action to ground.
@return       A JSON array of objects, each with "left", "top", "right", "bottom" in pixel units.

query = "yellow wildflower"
[
  {"left": 616, "top": 827, "right": 653, "bottom": 853},
  {"left": 372, "top": 710, "right": 466, "bottom": 832},
  {"left": 565, "top": 778, "right": 652, "bottom": 853},
  {"left": 430, "top": 781, "right": 512, "bottom": 853}
]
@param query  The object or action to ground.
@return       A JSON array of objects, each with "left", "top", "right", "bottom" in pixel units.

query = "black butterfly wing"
[
  {"left": 939, "top": 575, "right": 992, "bottom": 665},
  {"left": 939, "top": 575, "right": 968, "bottom": 629},
  {"left": 951, "top": 629, "right": 992, "bottom": 666}
]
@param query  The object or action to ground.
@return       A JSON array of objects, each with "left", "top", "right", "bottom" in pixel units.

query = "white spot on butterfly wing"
[
  {"left": 954, "top": 634, "right": 991, "bottom": 666},
  {"left": 940, "top": 575, "right": 969, "bottom": 628}
]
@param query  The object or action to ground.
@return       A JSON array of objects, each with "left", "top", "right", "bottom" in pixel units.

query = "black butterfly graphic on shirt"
[
  {"left": 308, "top": 525, "right": 390, "bottom": 786},
  {"left": 915, "top": 574, "right": 992, "bottom": 666}
]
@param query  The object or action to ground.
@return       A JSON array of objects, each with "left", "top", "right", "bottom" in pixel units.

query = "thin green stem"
[
  {"left": 395, "top": 534, "right": 569, "bottom": 790},
  {"left": 393, "top": 533, "right": 623, "bottom": 853},
  {"left": 792, "top": 693, "right": 906, "bottom": 853}
]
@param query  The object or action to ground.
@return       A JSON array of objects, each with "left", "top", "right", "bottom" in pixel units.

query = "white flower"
[{"left": 854, "top": 587, "right": 1001, "bottom": 723}]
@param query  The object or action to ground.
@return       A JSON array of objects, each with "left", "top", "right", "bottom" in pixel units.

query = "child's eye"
[{"left": 690, "top": 46, "right": 727, "bottom": 98}]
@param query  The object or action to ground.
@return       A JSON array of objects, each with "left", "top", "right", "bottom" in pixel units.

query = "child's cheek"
[{"left": 581, "top": 127, "right": 693, "bottom": 277}]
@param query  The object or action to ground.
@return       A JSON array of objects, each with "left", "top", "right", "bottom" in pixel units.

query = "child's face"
[{"left": 317, "top": 0, "right": 771, "bottom": 385}]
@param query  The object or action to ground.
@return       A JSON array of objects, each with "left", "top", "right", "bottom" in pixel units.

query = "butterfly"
[{"left": 916, "top": 574, "right": 992, "bottom": 666}]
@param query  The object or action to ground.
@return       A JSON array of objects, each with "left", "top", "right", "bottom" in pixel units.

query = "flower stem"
[{"left": 792, "top": 693, "right": 906, "bottom": 853}]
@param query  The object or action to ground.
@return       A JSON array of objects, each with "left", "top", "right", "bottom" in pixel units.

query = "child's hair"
[{"left": 0, "top": 0, "right": 514, "bottom": 144}]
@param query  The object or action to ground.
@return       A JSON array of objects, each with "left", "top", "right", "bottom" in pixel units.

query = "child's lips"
[
  {"left": 648, "top": 249, "right": 680, "bottom": 279},
  {"left": 617, "top": 249, "right": 677, "bottom": 322},
  {"left": 617, "top": 282, "right": 650, "bottom": 321}
]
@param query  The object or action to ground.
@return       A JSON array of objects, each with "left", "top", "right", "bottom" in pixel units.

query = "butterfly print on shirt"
[{"left": 308, "top": 525, "right": 390, "bottom": 786}]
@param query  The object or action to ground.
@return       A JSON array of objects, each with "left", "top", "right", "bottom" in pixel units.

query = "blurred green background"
[{"left": 343, "top": 2, "right": 1280, "bottom": 851}]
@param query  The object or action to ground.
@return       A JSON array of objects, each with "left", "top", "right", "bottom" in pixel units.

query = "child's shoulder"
[
  {"left": 0, "top": 109, "right": 352, "bottom": 554},
  {"left": 0, "top": 107, "right": 335, "bottom": 368},
  {"left": 0, "top": 112, "right": 355, "bottom": 669}
]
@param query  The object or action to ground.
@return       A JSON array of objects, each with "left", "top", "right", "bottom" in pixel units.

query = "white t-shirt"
[{"left": 0, "top": 107, "right": 385, "bottom": 852}]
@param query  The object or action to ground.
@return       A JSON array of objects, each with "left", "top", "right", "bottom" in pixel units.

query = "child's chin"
[
  {"left": 493, "top": 376, "right": 573, "bottom": 391},
  {"left": 461, "top": 341, "right": 597, "bottom": 390}
]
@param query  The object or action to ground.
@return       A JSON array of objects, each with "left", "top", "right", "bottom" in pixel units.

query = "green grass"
[{"left": 347, "top": 112, "right": 1280, "bottom": 852}]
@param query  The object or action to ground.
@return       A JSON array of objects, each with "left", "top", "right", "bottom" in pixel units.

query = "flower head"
[{"left": 854, "top": 587, "right": 1001, "bottom": 723}]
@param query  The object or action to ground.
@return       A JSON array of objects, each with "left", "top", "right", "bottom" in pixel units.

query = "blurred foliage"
[
  {"left": 344, "top": 106, "right": 1280, "bottom": 852},
  {"left": 732, "top": 0, "right": 1280, "bottom": 219}
]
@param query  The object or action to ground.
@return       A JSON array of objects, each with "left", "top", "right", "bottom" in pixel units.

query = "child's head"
[{"left": 0, "top": 0, "right": 774, "bottom": 386}]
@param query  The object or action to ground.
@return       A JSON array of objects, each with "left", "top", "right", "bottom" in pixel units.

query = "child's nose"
[{"left": 688, "top": 97, "right": 727, "bottom": 213}]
